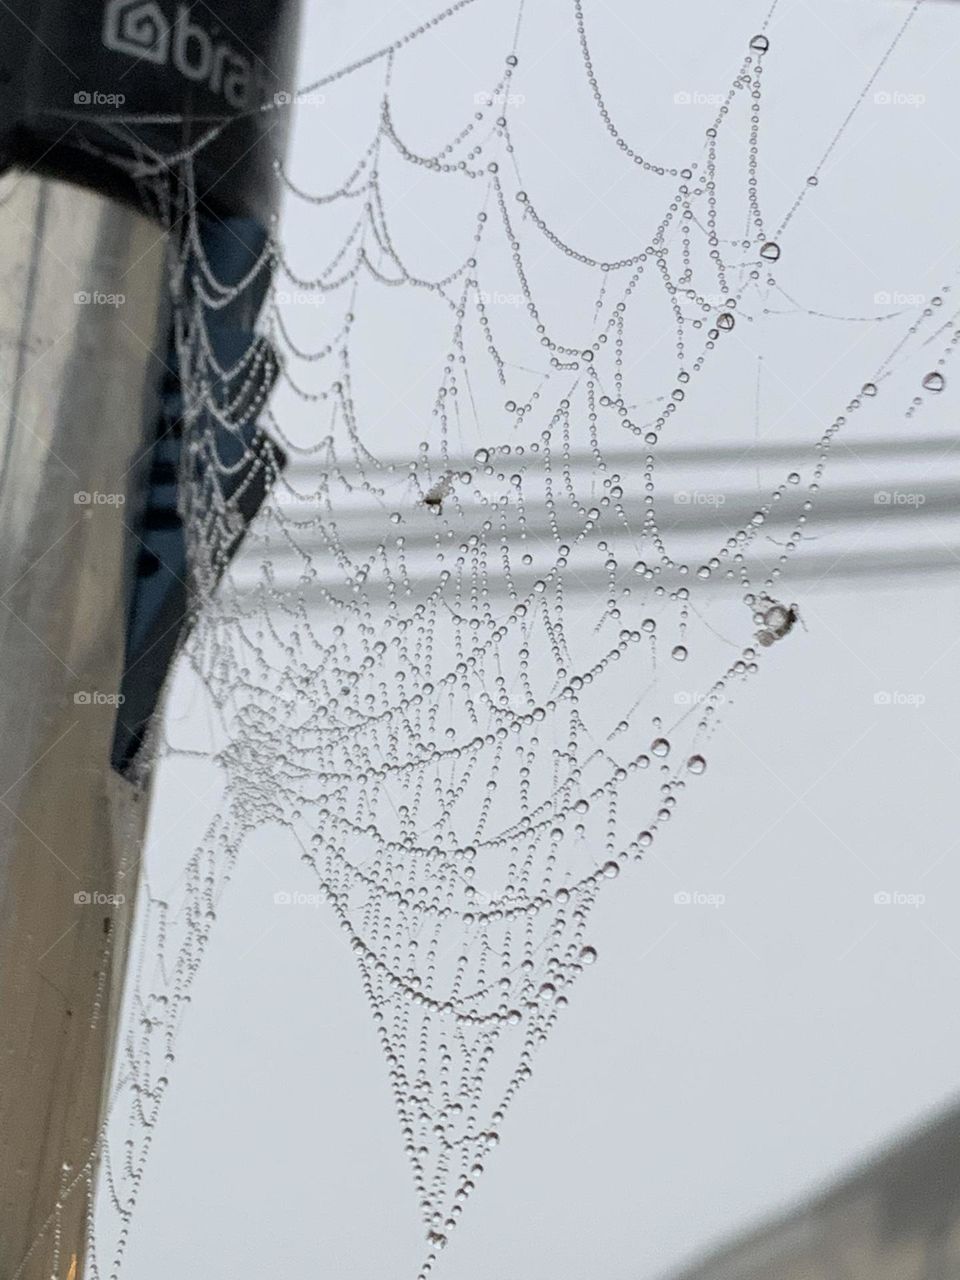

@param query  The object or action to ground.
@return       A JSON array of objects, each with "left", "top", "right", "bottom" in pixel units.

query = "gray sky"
[{"left": 104, "top": 2, "right": 960, "bottom": 1277}]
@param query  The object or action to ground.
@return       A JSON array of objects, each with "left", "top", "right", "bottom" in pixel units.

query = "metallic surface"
[{"left": 0, "top": 173, "right": 168, "bottom": 1280}]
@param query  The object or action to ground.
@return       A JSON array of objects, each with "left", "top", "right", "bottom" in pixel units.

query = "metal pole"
[
  {"left": 0, "top": 3, "right": 300, "bottom": 1273},
  {"left": 0, "top": 172, "right": 169, "bottom": 1279}
]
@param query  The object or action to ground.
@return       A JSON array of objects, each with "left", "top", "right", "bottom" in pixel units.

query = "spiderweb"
[{"left": 21, "top": 0, "right": 955, "bottom": 1276}]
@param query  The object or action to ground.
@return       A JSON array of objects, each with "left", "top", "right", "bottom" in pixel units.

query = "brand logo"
[
  {"left": 102, "top": 0, "right": 268, "bottom": 109},
  {"left": 103, "top": 0, "right": 169, "bottom": 63}
]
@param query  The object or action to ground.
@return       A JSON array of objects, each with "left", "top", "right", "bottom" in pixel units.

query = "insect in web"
[
  {"left": 422, "top": 472, "right": 454, "bottom": 514},
  {"left": 755, "top": 600, "right": 803, "bottom": 647}
]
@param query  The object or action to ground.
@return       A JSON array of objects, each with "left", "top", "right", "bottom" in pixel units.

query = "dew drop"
[
  {"left": 922, "top": 371, "right": 945, "bottom": 393},
  {"left": 579, "top": 945, "right": 597, "bottom": 964},
  {"left": 759, "top": 240, "right": 780, "bottom": 262},
  {"left": 717, "top": 312, "right": 735, "bottom": 331},
  {"left": 687, "top": 754, "right": 706, "bottom": 775},
  {"left": 750, "top": 33, "right": 769, "bottom": 52},
  {"left": 651, "top": 737, "right": 670, "bottom": 758},
  {"left": 671, "top": 644, "right": 688, "bottom": 662}
]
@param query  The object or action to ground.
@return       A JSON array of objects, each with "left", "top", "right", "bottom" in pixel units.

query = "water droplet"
[
  {"left": 687, "top": 754, "right": 706, "bottom": 775},
  {"left": 717, "top": 312, "right": 735, "bottom": 331},
  {"left": 579, "top": 945, "right": 597, "bottom": 964},
  {"left": 602, "top": 860, "right": 620, "bottom": 879},
  {"left": 671, "top": 645, "right": 688, "bottom": 662},
  {"left": 922, "top": 371, "right": 945, "bottom": 393},
  {"left": 759, "top": 240, "right": 780, "bottom": 262},
  {"left": 750, "top": 33, "right": 769, "bottom": 52},
  {"left": 651, "top": 737, "right": 670, "bottom": 757},
  {"left": 861, "top": 382, "right": 877, "bottom": 397}
]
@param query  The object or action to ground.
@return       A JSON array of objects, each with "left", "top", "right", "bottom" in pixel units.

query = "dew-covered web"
[{"left": 27, "top": 0, "right": 959, "bottom": 1275}]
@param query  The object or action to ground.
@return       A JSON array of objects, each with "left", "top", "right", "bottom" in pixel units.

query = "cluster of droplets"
[{"left": 203, "top": 34, "right": 800, "bottom": 1257}]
